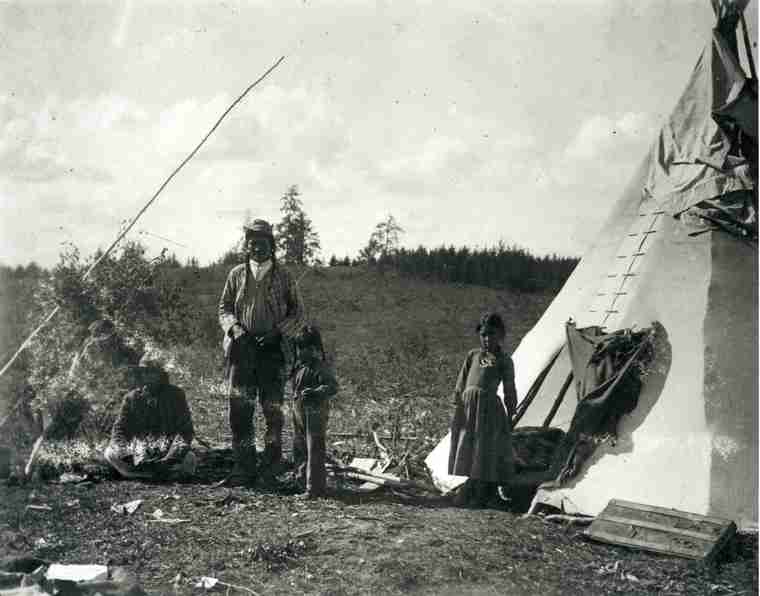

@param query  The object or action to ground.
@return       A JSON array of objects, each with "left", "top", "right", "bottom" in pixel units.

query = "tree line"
[
  {"left": 2, "top": 185, "right": 579, "bottom": 299},
  {"left": 215, "top": 187, "right": 579, "bottom": 293},
  {"left": 369, "top": 244, "right": 576, "bottom": 292}
]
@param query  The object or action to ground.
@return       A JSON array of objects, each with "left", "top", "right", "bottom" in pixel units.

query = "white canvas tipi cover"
[{"left": 426, "top": 1, "right": 758, "bottom": 530}]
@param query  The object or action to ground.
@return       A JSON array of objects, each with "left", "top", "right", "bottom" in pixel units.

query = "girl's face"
[
  {"left": 479, "top": 326, "right": 504, "bottom": 353},
  {"left": 298, "top": 344, "right": 320, "bottom": 363}
]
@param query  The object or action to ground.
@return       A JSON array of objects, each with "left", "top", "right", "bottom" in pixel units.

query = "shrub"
[{"left": 26, "top": 240, "right": 198, "bottom": 435}]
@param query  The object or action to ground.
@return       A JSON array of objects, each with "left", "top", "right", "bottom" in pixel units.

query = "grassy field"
[
  {"left": 0, "top": 262, "right": 554, "bottom": 460},
  {"left": 1, "top": 264, "right": 756, "bottom": 595},
  {"left": 165, "top": 263, "right": 554, "bottom": 459}
]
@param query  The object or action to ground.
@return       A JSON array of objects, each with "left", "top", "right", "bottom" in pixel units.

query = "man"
[
  {"left": 104, "top": 358, "right": 196, "bottom": 480},
  {"left": 218, "top": 219, "right": 305, "bottom": 485}
]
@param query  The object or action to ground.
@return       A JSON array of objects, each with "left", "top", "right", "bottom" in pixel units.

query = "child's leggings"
[{"left": 292, "top": 398, "right": 330, "bottom": 495}]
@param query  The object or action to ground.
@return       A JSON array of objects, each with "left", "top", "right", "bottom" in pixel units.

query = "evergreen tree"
[{"left": 275, "top": 185, "right": 321, "bottom": 265}]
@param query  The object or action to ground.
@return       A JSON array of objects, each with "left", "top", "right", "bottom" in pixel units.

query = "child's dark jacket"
[{"left": 291, "top": 360, "right": 338, "bottom": 401}]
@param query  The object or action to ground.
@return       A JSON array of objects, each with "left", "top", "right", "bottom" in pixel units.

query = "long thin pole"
[
  {"left": 0, "top": 55, "right": 286, "bottom": 380},
  {"left": 81, "top": 55, "right": 286, "bottom": 282},
  {"left": 739, "top": 13, "right": 756, "bottom": 81}
]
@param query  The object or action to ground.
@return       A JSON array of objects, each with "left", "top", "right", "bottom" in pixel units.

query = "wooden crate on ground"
[{"left": 584, "top": 499, "right": 737, "bottom": 562}]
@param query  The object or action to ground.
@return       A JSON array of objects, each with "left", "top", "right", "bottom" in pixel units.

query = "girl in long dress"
[{"left": 448, "top": 312, "right": 517, "bottom": 507}]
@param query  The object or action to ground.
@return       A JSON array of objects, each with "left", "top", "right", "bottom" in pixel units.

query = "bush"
[{"left": 25, "top": 240, "right": 199, "bottom": 435}]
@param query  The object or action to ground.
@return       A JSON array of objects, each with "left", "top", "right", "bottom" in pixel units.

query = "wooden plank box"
[{"left": 584, "top": 499, "right": 737, "bottom": 562}]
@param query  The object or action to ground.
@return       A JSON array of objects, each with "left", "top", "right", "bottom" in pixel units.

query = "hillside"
[{"left": 166, "top": 264, "right": 555, "bottom": 455}]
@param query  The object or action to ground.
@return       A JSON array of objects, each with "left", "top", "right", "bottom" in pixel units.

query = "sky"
[{"left": 0, "top": 0, "right": 757, "bottom": 268}]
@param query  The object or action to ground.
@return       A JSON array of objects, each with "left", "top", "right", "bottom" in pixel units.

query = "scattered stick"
[
  {"left": 372, "top": 430, "right": 391, "bottom": 462},
  {"left": 216, "top": 580, "right": 260, "bottom": 595},
  {"left": 328, "top": 464, "right": 436, "bottom": 494},
  {"left": 338, "top": 471, "right": 405, "bottom": 488},
  {"left": 24, "top": 435, "right": 45, "bottom": 480},
  {"left": 25, "top": 504, "right": 53, "bottom": 512},
  {"left": 542, "top": 514, "right": 594, "bottom": 526},
  {"left": 194, "top": 436, "right": 213, "bottom": 449}
]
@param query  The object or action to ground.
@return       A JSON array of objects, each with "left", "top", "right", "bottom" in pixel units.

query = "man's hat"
[{"left": 244, "top": 219, "right": 274, "bottom": 239}]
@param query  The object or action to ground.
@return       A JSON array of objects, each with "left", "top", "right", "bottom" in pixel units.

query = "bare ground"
[{"left": 1, "top": 468, "right": 756, "bottom": 596}]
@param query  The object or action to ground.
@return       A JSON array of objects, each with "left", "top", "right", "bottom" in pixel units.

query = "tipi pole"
[
  {"left": 739, "top": 13, "right": 756, "bottom": 80},
  {"left": 0, "top": 55, "right": 286, "bottom": 381}
]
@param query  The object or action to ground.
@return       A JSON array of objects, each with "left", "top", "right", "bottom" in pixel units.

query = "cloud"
[
  {"left": 72, "top": 95, "right": 149, "bottom": 132},
  {"left": 112, "top": 0, "right": 134, "bottom": 48},
  {"left": 0, "top": 93, "right": 156, "bottom": 184},
  {"left": 564, "top": 111, "right": 658, "bottom": 162},
  {"left": 145, "top": 84, "right": 353, "bottom": 192},
  {"left": 370, "top": 126, "right": 539, "bottom": 198},
  {"left": 375, "top": 134, "right": 476, "bottom": 194},
  {"left": 520, "top": 110, "right": 661, "bottom": 203}
]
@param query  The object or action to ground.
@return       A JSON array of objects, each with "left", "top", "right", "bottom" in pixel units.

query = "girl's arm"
[
  {"left": 502, "top": 356, "right": 518, "bottom": 420},
  {"left": 452, "top": 351, "right": 473, "bottom": 403}
]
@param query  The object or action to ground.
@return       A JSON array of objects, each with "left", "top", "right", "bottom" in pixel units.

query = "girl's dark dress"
[{"left": 448, "top": 348, "right": 516, "bottom": 483}]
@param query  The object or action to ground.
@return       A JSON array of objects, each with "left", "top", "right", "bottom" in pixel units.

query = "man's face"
[{"left": 247, "top": 234, "right": 272, "bottom": 263}]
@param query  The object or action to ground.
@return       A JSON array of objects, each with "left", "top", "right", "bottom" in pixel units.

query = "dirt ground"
[{"left": 0, "top": 464, "right": 756, "bottom": 596}]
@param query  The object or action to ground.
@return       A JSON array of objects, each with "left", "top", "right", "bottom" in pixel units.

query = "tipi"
[{"left": 426, "top": 0, "right": 758, "bottom": 530}]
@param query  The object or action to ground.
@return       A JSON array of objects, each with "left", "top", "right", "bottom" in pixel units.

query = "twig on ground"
[
  {"left": 395, "top": 450, "right": 410, "bottom": 473},
  {"left": 216, "top": 580, "right": 260, "bottom": 596},
  {"left": 24, "top": 435, "right": 45, "bottom": 480},
  {"left": 372, "top": 430, "right": 391, "bottom": 463},
  {"left": 542, "top": 514, "right": 594, "bottom": 526},
  {"left": 328, "top": 464, "right": 436, "bottom": 494},
  {"left": 195, "top": 436, "right": 213, "bottom": 449}
]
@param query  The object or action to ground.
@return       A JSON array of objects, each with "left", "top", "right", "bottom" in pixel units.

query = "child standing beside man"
[{"left": 291, "top": 325, "right": 338, "bottom": 498}]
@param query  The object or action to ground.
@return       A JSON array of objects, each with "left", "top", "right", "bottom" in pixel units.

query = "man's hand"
[
  {"left": 301, "top": 385, "right": 328, "bottom": 400},
  {"left": 256, "top": 328, "right": 281, "bottom": 347},
  {"left": 230, "top": 323, "right": 246, "bottom": 340}
]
